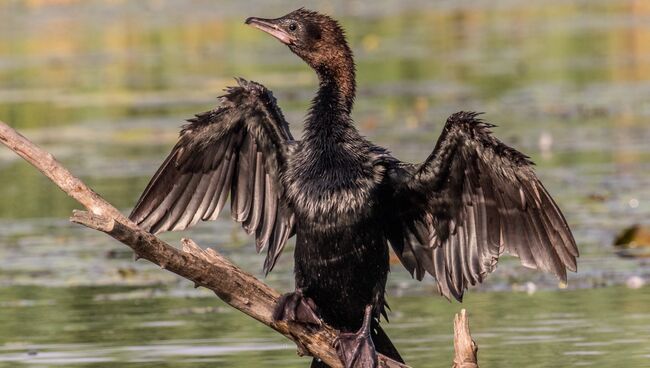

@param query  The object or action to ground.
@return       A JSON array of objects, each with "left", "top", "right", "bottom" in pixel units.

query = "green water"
[
  {"left": 0, "top": 286, "right": 648, "bottom": 367},
  {"left": 0, "top": 0, "right": 649, "bottom": 366}
]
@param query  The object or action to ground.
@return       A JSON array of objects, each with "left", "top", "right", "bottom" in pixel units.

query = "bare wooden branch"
[
  {"left": 0, "top": 120, "right": 412, "bottom": 368},
  {"left": 453, "top": 309, "right": 479, "bottom": 368},
  {"left": 0, "top": 121, "right": 128, "bottom": 221}
]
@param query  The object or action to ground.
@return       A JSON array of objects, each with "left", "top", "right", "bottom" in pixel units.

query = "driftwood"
[{"left": 0, "top": 120, "right": 479, "bottom": 367}]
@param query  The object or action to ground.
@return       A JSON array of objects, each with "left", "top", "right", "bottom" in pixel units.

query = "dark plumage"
[{"left": 129, "top": 8, "right": 578, "bottom": 368}]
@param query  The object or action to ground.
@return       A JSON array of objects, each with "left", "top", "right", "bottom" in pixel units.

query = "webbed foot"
[
  {"left": 273, "top": 288, "right": 321, "bottom": 326},
  {"left": 335, "top": 305, "right": 378, "bottom": 368}
]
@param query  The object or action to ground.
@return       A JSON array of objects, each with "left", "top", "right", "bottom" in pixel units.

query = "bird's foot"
[
  {"left": 273, "top": 288, "right": 321, "bottom": 326},
  {"left": 335, "top": 305, "right": 378, "bottom": 368}
]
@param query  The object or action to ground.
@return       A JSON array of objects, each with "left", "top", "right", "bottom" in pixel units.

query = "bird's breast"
[{"left": 284, "top": 152, "right": 384, "bottom": 227}]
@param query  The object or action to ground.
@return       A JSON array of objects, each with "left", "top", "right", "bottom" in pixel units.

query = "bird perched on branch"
[{"left": 129, "top": 8, "right": 578, "bottom": 368}]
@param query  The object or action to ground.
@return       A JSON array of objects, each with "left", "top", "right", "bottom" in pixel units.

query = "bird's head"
[{"left": 245, "top": 9, "right": 355, "bottom": 90}]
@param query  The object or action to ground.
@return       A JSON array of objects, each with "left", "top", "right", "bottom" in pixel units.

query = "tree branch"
[
  {"left": 1, "top": 120, "right": 479, "bottom": 367},
  {"left": 0, "top": 121, "right": 126, "bottom": 221}
]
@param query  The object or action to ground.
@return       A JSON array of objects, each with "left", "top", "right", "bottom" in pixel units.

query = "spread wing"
[
  {"left": 129, "top": 78, "right": 295, "bottom": 273},
  {"left": 385, "top": 112, "right": 578, "bottom": 301}
]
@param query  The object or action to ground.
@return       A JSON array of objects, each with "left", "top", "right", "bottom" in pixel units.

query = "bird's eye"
[{"left": 288, "top": 23, "right": 297, "bottom": 32}]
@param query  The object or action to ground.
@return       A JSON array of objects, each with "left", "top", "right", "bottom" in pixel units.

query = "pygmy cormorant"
[{"left": 129, "top": 8, "right": 578, "bottom": 368}]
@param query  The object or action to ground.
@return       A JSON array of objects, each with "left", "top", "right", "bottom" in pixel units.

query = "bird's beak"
[{"left": 245, "top": 17, "right": 296, "bottom": 45}]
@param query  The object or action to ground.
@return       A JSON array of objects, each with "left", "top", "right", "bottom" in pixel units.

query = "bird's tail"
[
  {"left": 372, "top": 323, "right": 404, "bottom": 363},
  {"left": 309, "top": 324, "right": 403, "bottom": 367}
]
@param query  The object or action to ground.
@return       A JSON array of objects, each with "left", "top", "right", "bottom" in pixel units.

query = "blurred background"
[{"left": 1, "top": 0, "right": 649, "bottom": 367}]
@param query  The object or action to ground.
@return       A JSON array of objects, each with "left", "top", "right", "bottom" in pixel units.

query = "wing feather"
[
  {"left": 256, "top": 173, "right": 277, "bottom": 252},
  {"left": 387, "top": 111, "right": 578, "bottom": 301},
  {"left": 129, "top": 78, "right": 295, "bottom": 272},
  {"left": 243, "top": 152, "right": 266, "bottom": 234}
]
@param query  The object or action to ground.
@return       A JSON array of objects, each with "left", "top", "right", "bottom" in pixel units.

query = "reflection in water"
[{"left": 0, "top": 1, "right": 649, "bottom": 367}]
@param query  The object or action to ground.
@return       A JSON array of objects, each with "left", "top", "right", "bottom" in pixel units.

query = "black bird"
[{"left": 129, "top": 8, "right": 578, "bottom": 368}]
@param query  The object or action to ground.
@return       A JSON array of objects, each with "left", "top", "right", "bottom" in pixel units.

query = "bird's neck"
[
  {"left": 315, "top": 60, "right": 356, "bottom": 114},
  {"left": 304, "top": 63, "right": 358, "bottom": 145}
]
